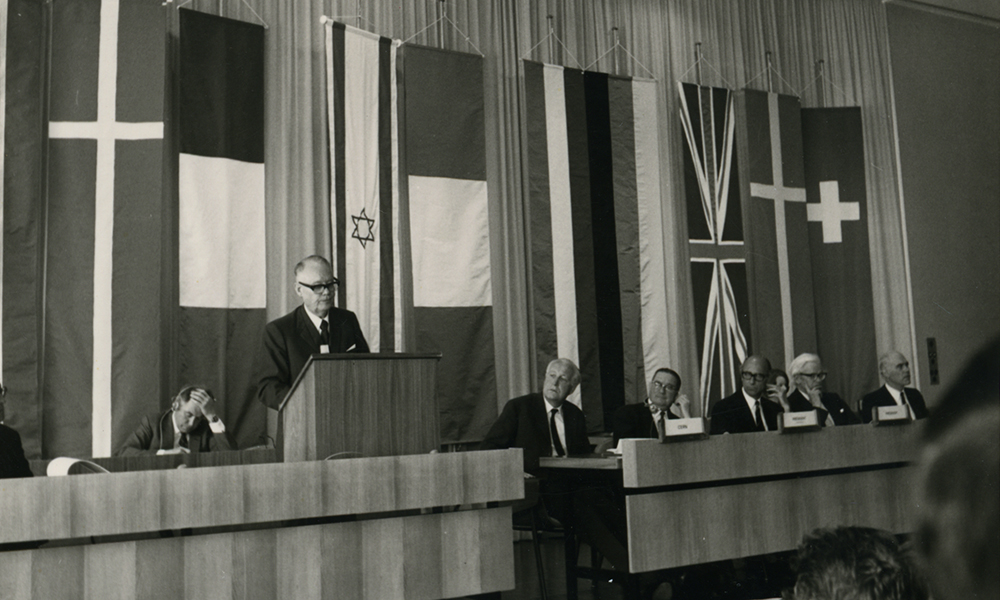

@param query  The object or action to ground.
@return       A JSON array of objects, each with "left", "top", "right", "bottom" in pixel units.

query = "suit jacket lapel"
[{"left": 295, "top": 306, "right": 321, "bottom": 349}]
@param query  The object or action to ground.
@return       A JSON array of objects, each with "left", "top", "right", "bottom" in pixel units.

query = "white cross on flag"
[
  {"left": 733, "top": 92, "right": 878, "bottom": 407},
  {"left": 801, "top": 106, "right": 878, "bottom": 405}
]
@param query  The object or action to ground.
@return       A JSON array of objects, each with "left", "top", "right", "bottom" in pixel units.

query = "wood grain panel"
[
  {"left": 440, "top": 509, "right": 482, "bottom": 598},
  {"left": 621, "top": 425, "right": 918, "bottom": 488},
  {"left": 0, "top": 477, "right": 71, "bottom": 542},
  {"left": 230, "top": 529, "right": 278, "bottom": 600},
  {"left": 283, "top": 354, "right": 441, "bottom": 461},
  {"left": 135, "top": 536, "right": 184, "bottom": 600},
  {"left": 1, "top": 450, "right": 522, "bottom": 545},
  {"left": 477, "top": 505, "right": 517, "bottom": 593},
  {"left": 362, "top": 518, "right": 406, "bottom": 598},
  {"left": 184, "top": 535, "right": 233, "bottom": 599},
  {"left": 0, "top": 508, "right": 515, "bottom": 599},
  {"left": 322, "top": 520, "right": 364, "bottom": 599},
  {"left": 71, "top": 470, "right": 160, "bottom": 537},
  {"left": 160, "top": 464, "right": 244, "bottom": 530},
  {"left": 403, "top": 512, "right": 444, "bottom": 599},
  {"left": 277, "top": 525, "right": 323, "bottom": 600},
  {"left": 242, "top": 460, "right": 323, "bottom": 523},
  {"left": 84, "top": 542, "right": 136, "bottom": 600},
  {"left": 625, "top": 467, "right": 917, "bottom": 572},
  {"left": 0, "top": 550, "right": 31, "bottom": 600},
  {"left": 32, "top": 546, "right": 83, "bottom": 599}
]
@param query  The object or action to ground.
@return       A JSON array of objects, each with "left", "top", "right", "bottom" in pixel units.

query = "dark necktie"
[
  {"left": 655, "top": 411, "right": 667, "bottom": 441},
  {"left": 549, "top": 408, "right": 565, "bottom": 456},
  {"left": 319, "top": 320, "right": 330, "bottom": 348},
  {"left": 179, "top": 433, "right": 189, "bottom": 450},
  {"left": 754, "top": 400, "right": 765, "bottom": 431}
]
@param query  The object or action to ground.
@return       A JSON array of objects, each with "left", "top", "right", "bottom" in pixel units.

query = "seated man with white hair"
[{"left": 786, "top": 353, "right": 860, "bottom": 427}]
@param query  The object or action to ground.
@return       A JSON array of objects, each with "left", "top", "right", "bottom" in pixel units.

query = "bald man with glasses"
[
  {"left": 786, "top": 353, "right": 860, "bottom": 427},
  {"left": 254, "top": 255, "right": 369, "bottom": 410},
  {"left": 710, "top": 355, "right": 784, "bottom": 434}
]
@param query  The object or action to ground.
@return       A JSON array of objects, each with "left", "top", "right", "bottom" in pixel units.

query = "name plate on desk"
[
  {"left": 873, "top": 405, "right": 911, "bottom": 425},
  {"left": 779, "top": 410, "right": 821, "bottom": 432},
  {"left": 663, "top": 418, "right": 707, "bottom": 440}
]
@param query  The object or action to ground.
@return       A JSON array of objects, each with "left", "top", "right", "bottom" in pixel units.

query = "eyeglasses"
[
  {"left": 297, "top": 279, "right": 339, "bottom": 294},
  {"left": 799, "top": 372, "right": 827, "bottom": 381},
  {"left": 651, "top": 380, "right": 679, "bottom": 392},
  {"left": 741, "top": 372, "right": 768, "bottom": 383}
]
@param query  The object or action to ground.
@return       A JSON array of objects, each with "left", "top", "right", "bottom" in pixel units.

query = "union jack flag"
[{"left": 678, "top": 82, "right": 752, "bottom": 415}]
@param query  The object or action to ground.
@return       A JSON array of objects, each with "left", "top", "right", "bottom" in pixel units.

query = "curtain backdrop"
[
  {"left": 213, "top": 0, "right": 911, "bottom": 415},
  {"left": 4, "top": 0, "right": 916, "bottom": 455}
]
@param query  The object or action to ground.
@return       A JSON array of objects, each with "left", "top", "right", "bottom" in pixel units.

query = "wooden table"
[
  {"left": 1, "top": 449, "right": 523, "bottom": 599},
  {"left": 540, "top": 424, "right": 920, "bottom": 593}
]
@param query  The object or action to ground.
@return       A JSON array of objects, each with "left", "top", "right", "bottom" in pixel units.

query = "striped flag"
[
  {"left": 678, "top": 82, "right": 751, "bottom": 414},
  {"left": 734, "top": 89, "right": 818, "bottom": 371},
  {"left": 802, "top": 107, "right": 878, "bottom": 406},
  {"left": 326, "top": 22, "right": 408, "bottom": 354},
  {"left": 177, "top": 9, "right": 267, "bottom": 448},
  {"left": 403, "top": 45, "right": 496, "bottom": 443},
  {"left": 524, "top": 61, "right": 668, "bottom": 430}
]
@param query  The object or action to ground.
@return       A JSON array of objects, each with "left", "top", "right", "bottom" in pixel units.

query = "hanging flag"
[
  {"left": 678, "top": 82, "right": 751, "bottom": 414},
  {"left": 177, "top": 9, "right": 267, "bottom": 449},
  {"left": 524, "top": 61, "right": 668, "bottom": 431},
  {"left": 326, "top": 22, "right": 408, "bottom": 354},
  {"left": 403, "top": 44, "right": 496, "bottom": 444},
  {"left": 734, "top": 89, "right": 818, "bottom": 371},
  {"left": 12, "top": 0, "right": 168, "bottom": 458},
  {"left": 2, "top": 0, "right": 47, "bottom": 459},
  {"left": 801, "top": 107, "right": 878, "bottom": 407}
]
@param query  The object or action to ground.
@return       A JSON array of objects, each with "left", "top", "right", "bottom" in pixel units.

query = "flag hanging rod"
[
  {"left": 745, "top": 51, "right": 795, "bottom": 96},
  {"left": 583, "top": 26, "right": 656, "bottom": 79},
  {"left": 320, "top": 14, "right": 378, "bottom": 32},
  {"left": 165, "top": 0, "right": 269, "bottom": 29},
  {"left": 798, "top": 59, "right": 853, "bottom": 105}
]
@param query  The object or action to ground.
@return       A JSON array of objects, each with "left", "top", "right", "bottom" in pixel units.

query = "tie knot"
[{"left": 550, "top": 408, "right": 559, "bottom": 417}]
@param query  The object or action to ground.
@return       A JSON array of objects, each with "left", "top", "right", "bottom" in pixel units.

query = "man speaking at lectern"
[{"left": 255, "top": 255, "right": 369, "bottom": 410}]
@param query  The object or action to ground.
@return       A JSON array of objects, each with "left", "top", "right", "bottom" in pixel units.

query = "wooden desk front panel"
[
  {"left": 0, "top": 450, "right": 523, "bottom": 545},
  {"left": 284, "top": 354, "right": 440, "bottom": 462},
  {"left": 625, "top": 466, "right": 917, "bottom": 572},
  {"left": 0, "top": 507, "right": 514, "bottom": 600},
  {"left": 621, "top": 426, "right": 918, "bottom": 489}
]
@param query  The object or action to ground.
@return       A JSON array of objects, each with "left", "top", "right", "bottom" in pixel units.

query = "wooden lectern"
[{"left": 279, "top": 353, "right": 441, "bottom": 462}]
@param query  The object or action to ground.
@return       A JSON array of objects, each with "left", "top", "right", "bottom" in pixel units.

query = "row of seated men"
[{"left": 618, "top": 350, "right": 927, "bottom": 443}]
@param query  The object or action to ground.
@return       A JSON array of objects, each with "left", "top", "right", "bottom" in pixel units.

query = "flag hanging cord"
[
  {"left": 165, "top": 0, "right": 269, "bottom": 30},
  {"left": 584, "top": 27, "right": 656, "bottom": 79},
  {"left": 519, "top": 21, "right": 583, "bottom": 69},
  {"left": 402, "top": 13, "right": 484, "bottom": 56},
  {"left": 677, "top": 52, "right": 734, "bottom": 89}
]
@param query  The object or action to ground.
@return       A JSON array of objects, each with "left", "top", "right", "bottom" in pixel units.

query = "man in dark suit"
[
  {"left": 612, "top": 367, "right": 690, "bottom": 444},
  {"left": 786, "top": 353, "right": 860, "bottom": 426},
  {"left": 116, "top": 386, "right": 236, "bottom": 455},
  {"left": 1, "top": 424, "right": 33, "bottom": 478},
  {"left": 1, "top": 383, "right": 33, "bottom": 478},
  {"left": 710, "top": 355, "right": 784, "bottom": 434},
  {"left": 482, "top": 358, "right": 629, "bottom": 571},
  {"left": 859, "top": 351, "right": 929, "bottom": 423},
  {"left": 255, "top": 255, "right": 369, "bottom": 410},
  {"left": 482, "top": 358, "right": 591, "bottom": 472}
]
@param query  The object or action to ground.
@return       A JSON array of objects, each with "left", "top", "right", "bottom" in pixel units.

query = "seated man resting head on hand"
[{"left": 115, "top": 386, "right": 236, "bottom": 456}]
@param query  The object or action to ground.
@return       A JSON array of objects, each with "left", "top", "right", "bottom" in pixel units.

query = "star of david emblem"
[{"left": 351, "top": 207, "right": 376, "bottom": 248}]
